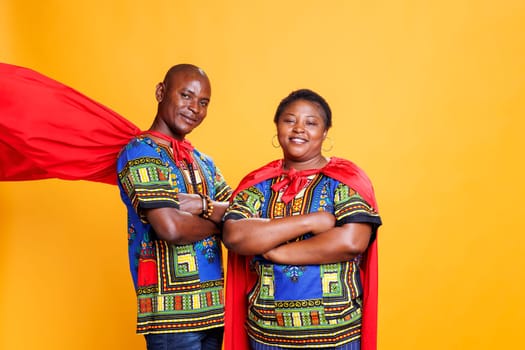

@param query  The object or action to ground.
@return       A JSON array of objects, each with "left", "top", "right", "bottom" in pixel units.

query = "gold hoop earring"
[
  {"left": 272, "top": 134, "right": 280, "bottom": 148},
  {"left": 322, "top": 136, "right": 334, "bottom": 152}
]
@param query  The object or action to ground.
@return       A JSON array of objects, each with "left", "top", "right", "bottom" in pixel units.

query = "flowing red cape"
[
  {"left": 224, "top": 158, "right": 379, "bottom": 350},
  {"left": 0, "top": 63, "right": 141, "bottom": 185}
]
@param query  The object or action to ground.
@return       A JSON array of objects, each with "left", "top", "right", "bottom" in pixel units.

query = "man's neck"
[{"left": 149, "top": 119, "right": 184, "bottom": 141}]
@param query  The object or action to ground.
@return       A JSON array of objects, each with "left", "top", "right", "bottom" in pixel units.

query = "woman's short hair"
[{"left": 273, "top": 89, "right": 332, "bottom": 129}]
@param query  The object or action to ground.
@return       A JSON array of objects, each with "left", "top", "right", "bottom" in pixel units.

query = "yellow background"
[{"left": 1, "top": 1, "right": 524, "bottom": 349}]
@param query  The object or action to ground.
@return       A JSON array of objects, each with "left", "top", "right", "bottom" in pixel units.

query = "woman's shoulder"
[
  {"left": 328, "top": 156, "right": 364, "bottom": 170},
  {"left": 233, "top": 159, "right": 283, "bottom": 196},
  {"left": 326, "top": 157, "right": 371, "bottom": 179},
  {"left": 324, "top": 157, "right": 378, "bottom": 209}
]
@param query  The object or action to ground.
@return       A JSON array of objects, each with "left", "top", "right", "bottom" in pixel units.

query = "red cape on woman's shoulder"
[
  {"left": 0, "top": 63, "right": 141, "bottom": 184},
  {"left": 224, "top": 158, "right": 379, "bottom": 350}
]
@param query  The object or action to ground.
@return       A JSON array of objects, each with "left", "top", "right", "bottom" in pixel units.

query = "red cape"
[
  {"left": 0, "top": 63, "right": 141, "bottom": 185},
  {"left": 224, "top": 158, "right": 379, "bottom": 350}
]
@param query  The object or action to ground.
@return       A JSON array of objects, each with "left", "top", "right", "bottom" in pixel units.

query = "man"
[{"left": 116, "top": 64, "right": 232, "bottom": 350}]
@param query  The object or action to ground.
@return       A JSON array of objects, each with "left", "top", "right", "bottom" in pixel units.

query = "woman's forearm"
[
  {"left": 223, "top": 211, "right": 335, "bottom": 255},
  {"left": 263, "top": 223, "right": 373, "bottom": 265}
]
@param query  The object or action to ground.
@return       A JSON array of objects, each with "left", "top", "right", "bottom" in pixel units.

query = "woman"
[{"left": 222, "top": 89, "right": 382, "bottom": 350}]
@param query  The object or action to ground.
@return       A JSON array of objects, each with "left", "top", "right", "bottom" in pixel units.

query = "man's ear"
[{"left": 155, "top": 82, "right": 165, "bottom": 102}]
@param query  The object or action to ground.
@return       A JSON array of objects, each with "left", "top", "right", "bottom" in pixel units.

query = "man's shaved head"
[{"left": 163, "top": 64, "right": 208, "bottom": 89}]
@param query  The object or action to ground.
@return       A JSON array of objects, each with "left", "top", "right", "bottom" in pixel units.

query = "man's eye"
[{"left": 200, "top": 101, "right": 209, "bottom": 107}]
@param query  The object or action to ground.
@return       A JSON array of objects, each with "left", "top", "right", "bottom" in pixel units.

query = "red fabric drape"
[
  {"left": 224, "top": 157, "right": 379, "bottom": 350},
  {"left": 0, "top": 63, "right": 141, "bottom": 185}
]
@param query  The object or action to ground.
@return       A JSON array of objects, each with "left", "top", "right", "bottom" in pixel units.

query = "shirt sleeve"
[
  {"left": 213, "top": 165, "right": 233, "bottom": 202},
  {"left": 223, "top": 186, "right": 264, "bottom": 221},
  {"left": 334, "top": 182, "right": 382, "bottom": 232},
  {"left": 117, "top": 142, "right": 179, "bottom": 221}
]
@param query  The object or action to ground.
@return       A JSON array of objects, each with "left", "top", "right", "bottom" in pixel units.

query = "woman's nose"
[{"left": 292, "top": 123, "right": 305, "bottom": 133}]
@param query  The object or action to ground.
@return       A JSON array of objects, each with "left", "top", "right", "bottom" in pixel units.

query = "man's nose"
[{"left": 188, "top": 99, "right": 200, "bottom": 114}]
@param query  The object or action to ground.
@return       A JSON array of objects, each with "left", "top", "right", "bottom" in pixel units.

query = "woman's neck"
[{"left": 283, "top": 155, "right": 329, "bottom": 171}]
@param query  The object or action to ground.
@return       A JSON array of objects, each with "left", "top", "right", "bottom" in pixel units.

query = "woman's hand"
[{"left": 308, "top": 211, "right": 336, "bottom": 234}]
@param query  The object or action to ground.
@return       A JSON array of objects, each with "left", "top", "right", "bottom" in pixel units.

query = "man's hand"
[{"left": 177, "top": 193, "right": 203, "bottom": 216}]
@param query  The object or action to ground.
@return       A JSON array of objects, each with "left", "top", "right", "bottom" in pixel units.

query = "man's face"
[{"left": 155, "top": 70, "right": 211, "bottom": 140}]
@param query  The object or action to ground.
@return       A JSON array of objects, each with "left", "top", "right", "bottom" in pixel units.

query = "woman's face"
[{"left": 276, "top": 99, "right": 328, "bottom": 163}]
